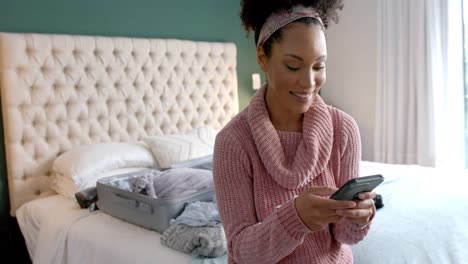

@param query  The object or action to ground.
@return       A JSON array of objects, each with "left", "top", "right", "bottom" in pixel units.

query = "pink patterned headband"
[{"left": 257, "top": 5, "right": 324, "bottom": 48}]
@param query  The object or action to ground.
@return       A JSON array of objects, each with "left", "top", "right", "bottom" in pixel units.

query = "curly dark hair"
[{"left": 240, "top": 0, "right": 344, "bottom": 56}]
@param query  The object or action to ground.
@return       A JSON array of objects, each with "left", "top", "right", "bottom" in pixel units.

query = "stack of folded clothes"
[{"left": 160, "top": 201, "right": 227, "bottom": 258}]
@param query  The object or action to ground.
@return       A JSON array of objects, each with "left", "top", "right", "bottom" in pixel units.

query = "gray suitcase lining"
[{"left": 97, "top": 169, "right": 215, "bottom": 233}]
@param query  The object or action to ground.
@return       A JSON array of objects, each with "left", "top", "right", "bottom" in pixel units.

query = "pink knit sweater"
[{"left": 213, "top": 87, "right": 372, "bottom": 264}]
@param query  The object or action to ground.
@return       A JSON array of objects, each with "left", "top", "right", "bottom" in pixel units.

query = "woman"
[{"left": 213, "top": 1, "right": 376, "bottom": 263}]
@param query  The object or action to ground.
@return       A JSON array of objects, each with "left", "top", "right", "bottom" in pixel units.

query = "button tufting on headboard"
[{"left": 0, "top": 32, "right": 239, "bottom": 215}]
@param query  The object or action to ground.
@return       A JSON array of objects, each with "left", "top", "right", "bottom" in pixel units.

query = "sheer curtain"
[
  {"left": 374, "top": 0, "right": 464, "bottom": 168},
  {"left": 432, "top": 0, "right": 465, "bottom": 169}
]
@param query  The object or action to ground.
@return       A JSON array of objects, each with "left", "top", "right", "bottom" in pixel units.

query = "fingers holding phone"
[
  {"left": 330, "top": 175, "right": 384, "bottom": 226},
  {"left": 335, "top": 191, "right": 376, "bottom": 226},
  {"left": 294, "top": 186, "right": 357, "bottom": 232}
]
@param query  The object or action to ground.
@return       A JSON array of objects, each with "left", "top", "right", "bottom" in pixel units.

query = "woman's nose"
[{"left": 299, "top": 70, "right": 316, "bottom": 89}]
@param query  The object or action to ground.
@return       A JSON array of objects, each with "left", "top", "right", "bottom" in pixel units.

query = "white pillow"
[
  {"left": 51, "top": 142, "right": 157, "bottom": 198},
  {"left": 52, "top": 167, "right": 150, "bottom": 198},
  {"left": 144, "top": 127, "right": 218, "bottom": 168}
]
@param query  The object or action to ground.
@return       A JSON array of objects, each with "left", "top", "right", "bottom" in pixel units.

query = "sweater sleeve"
[
  {"left": 331, "top": 112, "right": 374, "bottom": 245},
  {"left": 213, "top": 131, "right": 311, "bottom": 264}
]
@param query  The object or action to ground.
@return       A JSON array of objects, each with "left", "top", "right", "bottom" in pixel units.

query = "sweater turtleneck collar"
[{"left": 247, "top": 84, "right": 334, "bottom": 189}]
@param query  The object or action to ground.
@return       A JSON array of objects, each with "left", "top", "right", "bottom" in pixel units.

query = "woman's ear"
[{"left": 256, "top": 46, "right": 268, "bottom": 72}]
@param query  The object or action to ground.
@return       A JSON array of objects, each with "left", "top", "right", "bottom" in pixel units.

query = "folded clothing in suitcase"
[
  {"left": 96, "top": 167, "right": 215, "bottom": 233},
  {"left": 169, "top": 154, "right": 213, "bottom": 171}
]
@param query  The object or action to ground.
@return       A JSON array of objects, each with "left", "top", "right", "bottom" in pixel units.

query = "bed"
[
  {"left": 354, "top": 161, "right": 468, "bottom": 264},
  {"left": 0, "top": 32, "right": 236, "bottom": 264},
  {"left": 1, "top": 32, "right": 468, "bottom": 264}
]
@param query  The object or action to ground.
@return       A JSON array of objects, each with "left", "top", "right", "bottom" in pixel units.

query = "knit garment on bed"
[
  {"left": 161, "top": 202, "right": 227, "bottom": 258},
  {"left": 161, "top": 224, "right": 227, "bottom": 257},
  {"left": 213, "top": 86, "right": 372, "bottom": 264}
]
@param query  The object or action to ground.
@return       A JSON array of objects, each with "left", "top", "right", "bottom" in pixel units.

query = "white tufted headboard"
[{"left": 0, "top": 32, "right": 238, "bottom": 215}]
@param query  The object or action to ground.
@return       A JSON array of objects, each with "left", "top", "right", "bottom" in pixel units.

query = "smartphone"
[{"left": 330, "top": 174, "right": 384, "bottom": 200}]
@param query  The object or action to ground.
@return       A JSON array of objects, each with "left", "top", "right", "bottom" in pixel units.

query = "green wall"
[{"left": 0, "top": 0, "right": 260, "bottom": 219}]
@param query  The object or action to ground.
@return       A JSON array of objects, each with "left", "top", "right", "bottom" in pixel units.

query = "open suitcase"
[{"left": 96, "top": 155, "right": 215, "bottom": 233}]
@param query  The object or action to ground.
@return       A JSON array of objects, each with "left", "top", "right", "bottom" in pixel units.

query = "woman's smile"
[{"left": 289, "top": 90, "right": 313, "bottom": 103}]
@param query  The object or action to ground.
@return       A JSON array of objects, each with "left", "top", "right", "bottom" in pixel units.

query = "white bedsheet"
[
  {"left": 353, "top": 161, "right": 468, "bottom": 264},
  {"left": 16, "top": 195, "right": 191, "bottom": 264}
]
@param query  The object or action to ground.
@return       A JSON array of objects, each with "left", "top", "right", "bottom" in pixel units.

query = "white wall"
[{"left": 321, "top": 0, "right": 378, "bottom": 161}]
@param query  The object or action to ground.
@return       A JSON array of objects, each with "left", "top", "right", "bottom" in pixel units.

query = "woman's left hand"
[{"left": 335, "top": 191, "right": 376, "bottom": 226}]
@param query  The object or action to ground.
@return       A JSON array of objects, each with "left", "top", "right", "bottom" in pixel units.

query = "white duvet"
[
  {"left": 353, "top": 162, "right": 468, "bottom": 264},
  {"left": 15, "top": 161, "right": 468, "bottom": 264},
  {"left": 16, "top": 195, "right": 191, "bottom": 264}
]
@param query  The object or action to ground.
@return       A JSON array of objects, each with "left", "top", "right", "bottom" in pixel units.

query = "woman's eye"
[
  {"left": 314, "top": 64, "right": 326, "bottom": 71},
  {"left": 286, "top": 65, "right": 299, "bottom": 71}
]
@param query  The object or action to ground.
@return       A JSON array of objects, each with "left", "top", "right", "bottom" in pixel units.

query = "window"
[{"left": 464, "top": 0, "right": 468, "bottom": 168}]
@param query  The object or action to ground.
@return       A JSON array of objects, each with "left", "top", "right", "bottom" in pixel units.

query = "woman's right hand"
[{"left": 294, "top": 186, "right": 357, "bottom": 232}]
